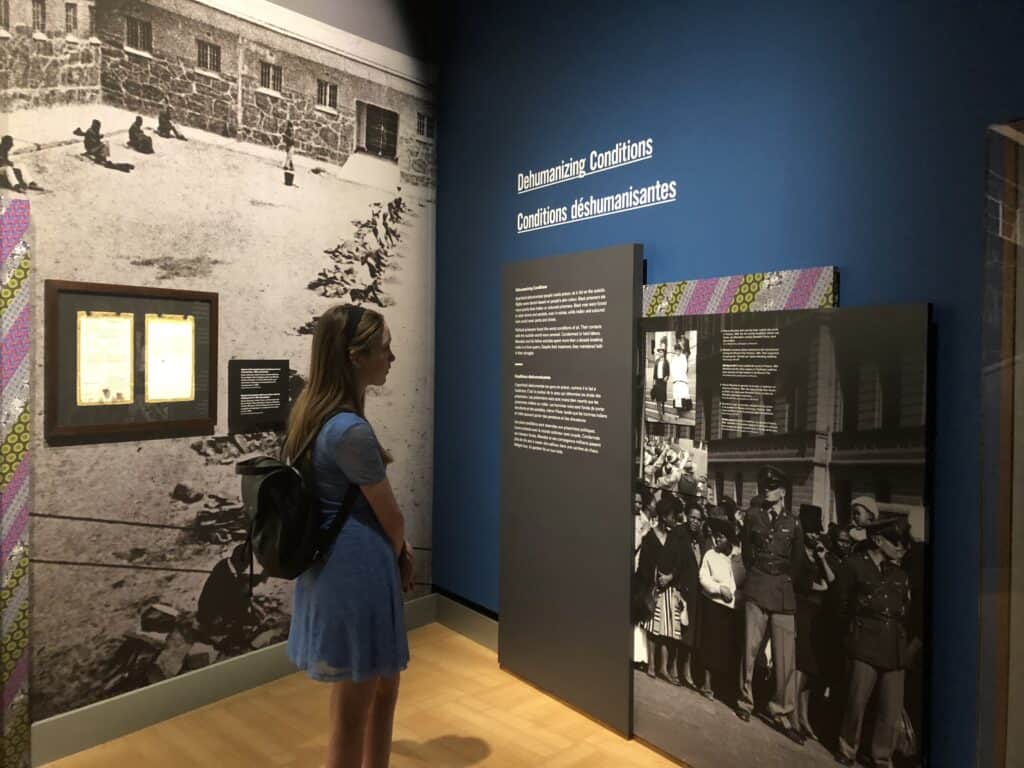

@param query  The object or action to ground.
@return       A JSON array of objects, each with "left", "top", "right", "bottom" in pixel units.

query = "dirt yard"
[{"left": 19, "top": 104, "right": 435, "bottom": 720}]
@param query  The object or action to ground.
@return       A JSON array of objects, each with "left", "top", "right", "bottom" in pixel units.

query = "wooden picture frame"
[{"left": 44, "top": 280, "right": 218, "bottom": 445}]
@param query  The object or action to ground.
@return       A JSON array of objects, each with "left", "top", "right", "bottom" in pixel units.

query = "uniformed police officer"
[
  {"left": 833, "top": 511, "right": 915, "bottom": 767},
  {"left": 735, "top": 465, "right": 805, "bottom": 745}
]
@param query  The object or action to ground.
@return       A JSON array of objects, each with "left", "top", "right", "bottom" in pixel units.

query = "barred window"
[
  {"left": 32, "top": 0, "right": 46, "bottom": 32},
  {"left": 317, "top": 79, "right": 338, "bottom": 109},
  {"left": 260, "top": 61, "right": 282, "bottom": 92},
  {"left": 197, "top": 39, "right": 221, "bottom": 73},
  {"left": 360, "top": 102, "right": 399, "bottom": 160},
  {"left": 126, "top": 16, "right": 151, "bottom": 52},
  {"left": 65, "top": 3, "right": 77, "bottom": 33},
  {"left": 416, "top": 112, "right": 436, "bottom": 140},
  {"left": 1, "top": 0, "right": 10, "bottom": 30}
]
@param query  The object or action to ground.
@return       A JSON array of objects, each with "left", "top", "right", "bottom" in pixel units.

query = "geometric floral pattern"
[
  {"left": 643, "top": 265, "right": 838, "bottom": 317},
  {"left": 1, "top": 198, "right": 31, "bottom": 768}
]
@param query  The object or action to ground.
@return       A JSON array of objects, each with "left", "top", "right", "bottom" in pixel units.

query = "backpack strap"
[
  {"left": 315, "top": 481, "right": 361, "bottom": 560},
  {"left": 281, "top": 406, "right": 356, "bottom": 466},
  {"left": 299, "top": 408, "right": 362, "bottom": 559}
]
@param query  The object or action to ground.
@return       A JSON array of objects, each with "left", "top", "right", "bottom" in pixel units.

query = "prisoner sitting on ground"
[
  {"left": 0, "top": 135, "right": 42, "bottom": 192},
  {"left": 128, "top": 116, "right": 154, "bottom": 154},
  {"left": 74, "top": 120, "right": 111, "bottom": 164},
  {"left": 157, "top": 106, "right": 187, "bottom": 141},
  {"left": 197, "top": 541, "right": 267, "bottom": 640}
]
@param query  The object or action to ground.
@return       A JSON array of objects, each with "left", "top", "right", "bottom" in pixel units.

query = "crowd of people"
[
  {"left": 633, "top": 464, "right": 924, "bottom": 767},
  {"left": 642, "top": 436, "right": 706, "bottom": 493}
]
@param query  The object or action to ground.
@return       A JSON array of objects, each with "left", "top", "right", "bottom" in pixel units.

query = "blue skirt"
[{"left": 287, "top": 509, "right": 409, "bottom": 682}]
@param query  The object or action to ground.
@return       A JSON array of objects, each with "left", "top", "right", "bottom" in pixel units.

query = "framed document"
[
  {"left": 76, "top": 311, "right": 135, "bottom": 406},
  {"left": 45, "top": 280, "right": 218, "bottom": 445},
  {"left": 144, "top": 314, "right": 196, "bottom": 403}
]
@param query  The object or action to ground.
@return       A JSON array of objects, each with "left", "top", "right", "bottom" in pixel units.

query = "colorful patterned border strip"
[
  {"left": 1, "top": 199, "right": 31, "bottom": 768},
  {"left": 643, "top": 265, "right": 838, "bottom": 317}
]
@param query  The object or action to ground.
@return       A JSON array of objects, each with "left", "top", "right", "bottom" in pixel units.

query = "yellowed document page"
[
  {"left": 76, "top": 311, "right": 134, "bottom": 406},
  {"left": 144, "top": 314, "right": 195, "bottom": 403}
]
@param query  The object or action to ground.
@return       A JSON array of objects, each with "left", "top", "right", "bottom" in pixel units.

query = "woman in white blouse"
[
  {"left": 696, "top": 515, "right": 740, "bottom": 700},
  {"left": 669, "top": 337, "right": 690, "bottom": 415}
]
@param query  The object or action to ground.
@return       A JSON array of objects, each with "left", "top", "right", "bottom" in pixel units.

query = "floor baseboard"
[
  {"left": 32, "top": 593, "right": 442, "bottom": 766},
  {"left": 436, "top": 593, "right": 498, "bottom": 652}
]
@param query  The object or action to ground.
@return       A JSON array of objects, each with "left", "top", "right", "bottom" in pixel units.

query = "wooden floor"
[{"left": 45, "top": 623, "right": 681, "bottom": 767}]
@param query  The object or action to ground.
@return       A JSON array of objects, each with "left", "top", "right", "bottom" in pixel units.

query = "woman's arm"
[
  {"left": 360, "top": 477, "right": 406, "bottom": 558},
  {"left": 698, "top": 552, "right": 719, "bottom": 596},
  {"left": 819, "top": 552, "right": 836, "bottom": 585}
]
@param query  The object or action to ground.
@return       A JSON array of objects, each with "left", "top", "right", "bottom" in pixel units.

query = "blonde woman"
[{"left": 285, "top": 305, "right": 414, "bottom": 768}]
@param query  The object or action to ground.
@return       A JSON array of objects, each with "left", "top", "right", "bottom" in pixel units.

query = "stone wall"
[
  {"left": 237, "top": 41, "right": 365, "bottom": 169},
  {"left": 99, "top": 40, "right": 239, "bottom": 136},
  {"left": 0, "top": 28, "right": 102, "bottom": 112},
  {"left": 401, "top": 134, "right": 436, "bottom": 189},
  {"left": 95, "top": 1, "right": 238, "bottom": 135},
  {"left": 237, "top": 78, "right": 355, "bottom": 167}
]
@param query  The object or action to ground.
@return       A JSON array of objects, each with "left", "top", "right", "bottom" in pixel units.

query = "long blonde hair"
[{"left": 282, "top": 304, "right": 386, "bottom": 463}]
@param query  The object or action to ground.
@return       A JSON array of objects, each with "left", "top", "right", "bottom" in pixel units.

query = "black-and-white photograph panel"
[
  {"left": 8, "top": 0, "right": 436, "bottom": 721},
  {"left": 634, "top": 431, "right": 712, "bottom": 686},
  {"left": 645, "top": 330, "right": 697, "bottom": 426},
  {"left": 633, "top": 305, "right": 931, "bottom": 768}
]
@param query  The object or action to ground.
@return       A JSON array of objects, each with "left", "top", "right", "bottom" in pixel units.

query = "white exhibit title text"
[
  {"left": 514, "top": 137, "right": 678, "bottom": 234},
  {"left": 516, "top": 180, "right": 678, "bottom": 234},
  {"left": 516, "top": 138, "right": 654, "bottom": 194}
]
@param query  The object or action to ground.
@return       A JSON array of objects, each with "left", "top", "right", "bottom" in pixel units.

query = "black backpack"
[{"left": 236, "top": 411, "right": 359, "bottom": 583}]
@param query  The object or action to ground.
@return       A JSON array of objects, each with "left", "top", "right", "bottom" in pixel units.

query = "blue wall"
[{"left": 433, "top": 2, "right": 1024, "bottom": 763}]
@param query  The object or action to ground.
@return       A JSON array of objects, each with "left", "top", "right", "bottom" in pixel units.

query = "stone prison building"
[{"left": 0, "top": 0, "right": 437, "bottom": 188}]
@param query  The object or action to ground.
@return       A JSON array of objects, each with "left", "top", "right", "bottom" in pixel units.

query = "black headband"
[{"left": 344, "top": 306, "right": 365, "bottom": 346}]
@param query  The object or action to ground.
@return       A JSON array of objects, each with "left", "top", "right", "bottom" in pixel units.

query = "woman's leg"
[
  {"left": 701, "top": 667, "right": 714, "bottom": 698},
  {"left": 667, "top": 641, "right": 683, "bottom": 686},
  {"left": 646, "top": 632, "right": 656, "bottom": 677},
  {"left": 680, "top": 645, "right": 694, "bottom": 687},
  {"left": 363, "top": 673, "right": 400, "bottom": 768},
  {"left": 655, "top": 638, "right": 670, "bottom": 679},
  {"left": 796, "top": 671, "right": 820, "bottom": 740},
  {"left": 326, "top": 678, "right": 377, "bottom": 768}
]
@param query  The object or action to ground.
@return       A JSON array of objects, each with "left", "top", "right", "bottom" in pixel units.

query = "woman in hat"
[
  {"left": 669, "top": 335, "right": 691, "bottom": 415},
  {"left": 697, "top": 512, "right": 740, "bottom": 700},
  {"left": 651, "top": 340, "right": 670, "bottom": 418},
  {"left": 284, "top": 305, "right": 413, "bottom": 768},
  {"left": 794, "top": 504, "right": 838, "bottom": 742}
]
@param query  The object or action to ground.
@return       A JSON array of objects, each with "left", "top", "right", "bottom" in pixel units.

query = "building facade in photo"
[
  {"left": 0, "top": 0, "right": 103, "bottom": 110},
  {"left": 699, "top": 312, "right": 929, "bottom": 533},
  {"left": 1, "top": 0, "right": 436, "bottom": 187}
]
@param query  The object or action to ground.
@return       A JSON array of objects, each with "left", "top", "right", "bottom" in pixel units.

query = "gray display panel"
[{"left": 500, "top": 244, "right": 642, "bottom": 736}]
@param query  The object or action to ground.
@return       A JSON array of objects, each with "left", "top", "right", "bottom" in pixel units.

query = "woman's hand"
[
  {"left": 720, "top": 586, "right": 734, "bottom": 603},
  {"left": 399, "top": 542, "right": 415, "bottom": 593}
]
